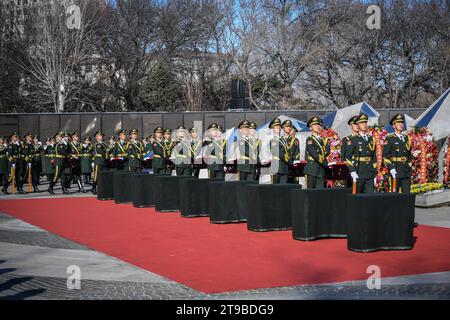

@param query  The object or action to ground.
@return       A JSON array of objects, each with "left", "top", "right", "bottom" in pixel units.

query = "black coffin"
[
  {"left": 208, "top": 180, "right": 258, "bottom": 224},
  {"left": 246, "top": 184, "right": 302, "bottom": 232},
  {"left": 153, "top": 176, "right": 193, "bottom": 212},
  {"left": 291, "top": 188, "right": 350, "bottom": 241},
  {"left": 347, "top": 193, "right": 415, "bottom": 253},
  {"left": 131, "top": 172, "right": 155, "bottom": 208},
  {"left": 113, "top": 171, "right": 134, "bottom": 204},
  {"left": 97, "top": 170, "right": 115, "bottom": 200}
]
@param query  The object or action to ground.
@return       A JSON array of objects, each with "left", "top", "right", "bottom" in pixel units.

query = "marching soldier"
[
  {"left": 304, "top": 117, "right": 330, "bottom": 189},
  {"left": 383, "top": 113, "right": 412, "bottom": 193},
  {"left": 163, "top": 128, "right": 175, "bottom": 175},
  {"left": 33, "top": 135, "right": 42, "bottom": 187},
  {"left": 0, "top": 136, "right": 8, "bottom": 189},
  {"left": 237, "top": 120, "right": 258, "bottom": 181},
  {"left": 189, "top": 127, "right": 203, "bottom": 178},
  {"left": 48, "top": 132, "right": 70, "bottom": 195},
  {"left": 341, "top": 115, "right": 359, "bottom": 187},
  {"left": 23, "top": 133, "right": 39, "bottom": 192},
  {"left": 113, "top": 129, "right": 128, "bottom": 170},
  {"left": 2, "top": 133, "right": 25, "bottom": 194},
  {"left": 68, "top": 132, "right": 86, "bottom": 193},
  {"left": 249, "top": 122, "right": 261, "bottom": 181},
  {"left": 205, "top": 123, "right": 226, "bottom": 179},
  {"left": 345, "top": 113, "right": 377, "bottom": 193},
  {"left": 127, "top": 129, "right": 143, "bottom": 172},
  {"left": 152, "top": 127, "right": 166, "bottom": 174},
  {"left": 80, "top": 137, "right": 93, "bottom": 184},
  {"left": 91, "top": 130, "right": 108, "bottom": 194},
  {"left": 42, "top": 138, "right": 55, "bottom": 183},
  {"left": 269, "top": 118, "right": 290, "bottom": 184},
  {"left": 171, "top": 126, "right": 192, "bottom": 176}
]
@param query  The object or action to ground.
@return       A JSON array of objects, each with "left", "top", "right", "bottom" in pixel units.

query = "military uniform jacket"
[
  {"left": 22, "top": 142, "right": 35, "bottom": 164},
  {"left": 345, "top": 134, "right": 377, "bottom": 179},
  {"left": 42, "top": 144, "right": 55, "bottom": 175},
  {"left": 80, "top": 144, "right": 93, "bottom": 173},
  {"left": 54, "top": 142, "right": 69, "bottom": 167},
  {"left": 304, "top": 135, "right": 330, "bottom": 178},
  {"left": 113, "top": 141, "right": 128, "bottom": 159},
  {"left": 238, "top": 136, "right": 259, "bottom": 173},
  {"left": 270, "top": 136, "right": 291, "bottom": 174},
  {"left": 152, "top": 140, "right": 166, "bottom": 169},
  {"left": 8, "top": 142, "right": 23, "bottom": 163},
  {"left": 172, "top": 139, "right": 192, "bottom": 168},
  {"left": 382, "top": 133, "right": 412, "bottom": 179},
  {"left": 190, "top": 139, "right": 202, "bottom": 165},
  {"left": 93, "top": 142, "right": 107, "bottom": 166},
  {"left": 127, "top": 140, "right": 143, "bottom": 168},
  {"left": 0, "top": 143, "right": 8, "bottom": 174},
  {"left": 340, "top": 135, "right": 356, "bottom": 162},
  {"left": 206, "top": 139, "right": 226, "bottom": 171}
]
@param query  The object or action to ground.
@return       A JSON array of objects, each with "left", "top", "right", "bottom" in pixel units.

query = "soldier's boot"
[
  {"left": 17, "top": 183, "right": 25, "bottom": 194},
  {"left": 1, "top": 180, "right": 9, "bottom": 194},
  {"left": 62, "top": 183, "right": 71, "bottom": 195},
  {"left": 33, "top": 184, "right": 40, "bottom": 192},
  {"left": 47, "top": 181, "right": 55, "bottom": 195},
  {"left": 91, "top": 182, "right": 97, "bottom": 195},
  {"left": 77, "top": 180, "right": 87, "bottom": 193}
]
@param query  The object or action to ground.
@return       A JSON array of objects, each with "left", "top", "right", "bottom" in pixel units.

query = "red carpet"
[{"left": 1, "top": 197, "right": 450, "bottom": 293}]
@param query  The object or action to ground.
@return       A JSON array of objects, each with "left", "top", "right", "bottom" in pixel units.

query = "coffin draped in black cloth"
[
  {"left": 97, "top": 170, "right": 114, "bottom": 200},
  {"left": 113, "top": 171, "right": 134, "bottom": 204},
  {"left": 291, "top": 188, "right": 350, "bottom": 241},
  {"left": 131, "top": 172, "right": 155, "bottom": 208},
  {"left": 246, "top": 184, "right": 302, "bottom": 231},
  {"left": 347, "top": 193, "right": 415, "bottom": 253},
  {"left": 179, "top": 178, "right": 223, "bottom": 217},
  {"left": 208, "top": 180, "right": 259, "bottom": 223},
  {"left": 153, "top": 176, "right": 193, "bottom": 212}
]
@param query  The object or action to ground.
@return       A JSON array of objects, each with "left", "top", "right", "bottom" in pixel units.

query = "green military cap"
[
  {"left": 154, "top": 127, "right": 163, "bottom": 134},
  {"left": 282, "top": 120, "right": 293, "bottom": 128},
  {"left": 355, "top": 113, "right": 369, "bottom": 124},
  {"left": 207, "top": 123, "right": 219, "bottom": 130},
  {"left": 238, "top": 120, "right": 250, "bottom": 129},
  {"left": 348, "top": 115, "right": 359, "bottom": 125},
  {"left": 164, "top": 128, "right": 172, "bottom": 134},
  {"left": 389, "top": 113, "right": 404, "bottom": 125},
  {"left": 63, "top": 132, "right": 70, "bottom": 138},
  {"left": 175, "top": 125, "right": 186, "bottom": 131},
  {"left": 189, "top": 127, "right": 197, "bottom": 133},
  {"left": 307, "top": 116, "right": 323, "bottom": 127},
  {"left": 10, "top": 132, "right": 19, "bottom": 138},
  {"left": 249, "top": 122, "right": 257, "bottom": 130},
  {"left": 94, "top": 130, "right": 104, "bottom": 137},
  {"left": 84, "top": 136, "right": 92, "bottom": 141},
  {"left": 117, "top": 129, "right": 126, "bottom": 136},
  {"left": 109, "top": 136, "right": 115, "bottom": 140},
  {"left": 129, "top": 128, "right": 138, "bottom": 135},
  {"left": 71, "top": 131, "right": 79, "bottom": 137},
  {"left": 269, "top": 118, "right": 282, "bottom": 129},
  {"left": 24, "top": 132, "right": 33, "bottom": 138},
  {"left": 45, "top": 137, "right": 51, "bottom": 142},
  {"left": 217, "top": 124, "right": 224, "bottom": 132}
]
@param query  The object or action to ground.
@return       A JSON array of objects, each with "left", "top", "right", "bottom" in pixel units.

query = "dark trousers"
[
  {"left": 239, "top": 171, "right": 257, "bottom": 181},
  {"left": 305, "top": 175, "right": 325, "bottom": 189},
  {"left": 153, "top": 167, "right": 167, "bottom": 175},
  {"left": 53, "top": 163, "right": 66, "bottom": 187},
  {"left": 356, "top": 178, "right": 375, "bottom": 193},
  {"left": 394, "top": 177, "right": 411, "bottom": 194},
  {"left": 4, "top": 161, "right": 24, "bottom": 190},
  {"left": 192, "top": 167, "right": 200, "bottom": 178},
  {"left": 209, "top": 170, "right": 224, "bottom": 180},
  {"left": 272, "top": 174, "right": 288, "bottom": 184},
  {"left": 128, "top": 165, "right": 141, "bottom": 173},
  {"left": 176, "top": 166, "right": 191, "bottom": 176}
]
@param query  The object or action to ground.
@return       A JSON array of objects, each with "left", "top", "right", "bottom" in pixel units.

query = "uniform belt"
[
  {"left": 353, "top": 157, "right": 372, "bottom": 162},
  {"left": 153, "top": 155, "right": 162, "bottom": 158},
  {"left": 55, "top": 155, "right": 66, "bottom": 158},
  {"left": 391, "top": 156, "right": 407, "bottom": 162},
  {"left": 81, "top": 154, "right": 92, "bottom": 157},
  {"left": 45, "top": 154, "right": 55, "bottom": 157},
  {"left": 94, "top": 154, "right": 104, "bottom": 158}
]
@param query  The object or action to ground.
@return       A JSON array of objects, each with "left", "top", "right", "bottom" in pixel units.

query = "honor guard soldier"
[
  {"left": 42, "top": 138, "right": 55, "bottom": 183},
  {"left": 285, "top": 123, "right": 301, "bottom": 184},
  {"left": 68, "top": 132, "right": 86, "bottom": 193},
  {"left": 32, "top": 135, "right": 42, "bottom": 188},
  {"left": 80, "top": 137, "right": 93, "bottom": 184},
  {"left": 23, "top": 133, "right": 38, "bottom": 192},
  {"left": 341, "top": 115, "right": 359, "bottom": 187},
  {"left": 163, "top": 129, "right": 175, "bottom": 175},
  {"left": 189, "top": 127, "right": 203, "bottom": 178},
  {"left": 91, "top": 130, "right": 108, "bottom": 194},
  {"left": 345, "top": 113, "right": 377, "bottom": 193},
  {"left": 48, "top": 132, "right": 70, "bottom": 195},
  {"left": 171, "top": 126, "right": 192, "bottom": 176},
  {"left": 2, "top": 132, "right": 25, "bottom": 194},
  {"left": 113, "top": 129, "right": 129, "bottom": 170},
  {"left": 383, "top": 114, "right": 412, "bottom": 193},
  {"left": 237, "top": 120, "right": 258, "bottom": 181},
  {"left": 152, "top": 127, "right": 166, "bottom": 174},
  {"left": 304, "top": 117, "right": 330, "bottom": 189},
  {"left": 0, "top": 136, "right": 8, "bottom": 190},
  {"left": 269, "top": 118, "right": 290, "bottom": 184},
  {"left": 142, "top": 136, "right": 153, "bottom": 169},
  {"left": 248, "top": 122, "right": 261, "bottom": 180},
  {"left": 205, "top": 123, "right": 226, "bottom": 179},
  {"left": 127, "top": 129, "right": 143, "bottom": 172}
]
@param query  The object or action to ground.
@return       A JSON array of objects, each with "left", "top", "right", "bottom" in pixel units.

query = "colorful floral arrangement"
[
  {"left": 408, "top": 127, "right": 439, "bottom": 184},
  {"left": 411, "top": 182, "right": 444, "bottom": 195},
  {"left": 368, "top": 126, "right": 390, "bottom": 192},
  {"left": 443, "top": 137, "right": 450, "bottom": 189},
  {"left": 321, "top": 128, "right": 342, "bottom": 163}
]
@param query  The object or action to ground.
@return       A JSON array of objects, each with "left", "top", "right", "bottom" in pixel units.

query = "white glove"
[
  {"left": 91, "top": 162, "right": 94, "bottom": 168},
  {"left": 28, "top": 163, "right": 32, "bottom": 168},
  {"left": 390, "top": 169, "right": 397, "bottom": 178},
  {"left": 328, "top": 161, "right": 336, "bottom": 167},
  {"left": 293, "top": 160, "right": 300, "bottom": 165},
  {"left": 350, "top": 172, "right": 358, "bottom": 181},
  {"left": 260, "top": 159, "right": 270, "bottom": 165},
  {"left": 374, "top": 177, "right": 378, "bottom": 185},
  {"left": 12, "top": 163, "right": 16, "bottom": 169}
]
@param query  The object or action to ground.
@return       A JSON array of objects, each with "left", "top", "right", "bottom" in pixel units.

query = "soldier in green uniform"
[
  {"left": 341, "top": 115, "right": 359, "bottom": 187},
  {"left": 163, "top": 129, "right": 175, "bottom": 175},
  {"left": 345, "top": 113, "right": 377, "bottom": 193},
  {"left": 2, "top": 133, "right": 25, "bottom": 194},
  {"left": 171, "top": 126, "right": 192, "bottom": 176},
  {"left": 382, "top": 113, "right": 412, "bottom": 193},
  {"left": 22, "top": 133, "right": 39, "bottom": 192},
  {"left": 248, "top": 122, "right": 261, "bottom": 181},
  {"left": 304, "top": 117, "right": 330, "bottom": 189},
  {"left": 33, "top": 135, "right": 42, "bottom": 187},
  {"left": 127, "top": 129, "right": 143, "bottom": 172},
  {"left": 68, "top": 132, "right": 86, "bottom": 193},
  {"left": 42, "top": 138, "right": 55, "bottom": 183},
  {"left": 237, "top": 120, "right": 258, "bottom": 181},
  {"left": 189, "top": 127, "right": 203, "bottom": 178},
  {"left": 269, "top": 118, "right": 289, "bottom": 184},
  {"left": 80, "top": 137, "right": 93, "bottom": 184},
  {"left": 151, "top": 127, "right": 166, "bottom": 174},
  {"left": 0, "top": 136, "right": 8, "bottom": 188},
  {"left": 285, "top": 122, "right": 301, "bottom": 184},
  {"left": 113, "top": 129, "right": 128, "bottom": 170},
  {"left": 205, "top": 123, "right": 226, "bottom": 179},
  {"left": 142, "top": 135, "right": 153, "bottom": 170},
  {"left": 48, "top": 132, "right": 70, "bottom": 195},
  {"left": 91, "top": 130, "right": 108, "bottom": 194}
]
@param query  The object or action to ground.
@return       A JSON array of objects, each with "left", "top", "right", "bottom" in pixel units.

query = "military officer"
[
  {"left": 0, "top": 136, "right": 8, "bottom": 189},
  {"left": 284, "top": 122, "right": 301, "bottom": 184},
  {"left": 152, "top": 127, "right": 166, "bottom": 174},
  {"left": 237, "top": 120, "right": 258, "bottom": 181},
  {"left": 127, "top": 129, "right": 143, "bottom": 172},
  {"left": 205, "top": 123, "right": 226, "bottom": 179},
  {"left": 341, "top": 115, "right": 359, "bottom": 187},
  {"left": 189, "top": 127, "right": 203, "bottom": 178},
  {"left": 345, "top": 113, "right": 377, "bottom": 193},
  {"left": 171, "top": 126, "right": 192, "bottom": 176},
  {"left": 2, "top": 133, "right": 25, "bottom": 194},
  {"left": 91, "top": 130, "right": 108, "bottom": 194},
  {"left": 249, "top": 122, "right": 261, "bottom": 181},
  {"left": 142, "top": 135, "right": 153, "bottom": 169},
  {"left": 163, "top": 128, "right": 175, "bottom": 175},
  {"left": 33, "top": 135, "right": 42, "bottom": 187},
  {"left": 113, "top": 129, "right": 128, "bottom": 170},
  {"left": 269, "top": 118, "right": 290, "bottom": 184},
  {"left": 48, "top": 132, "right": 70, "bottom": 195},
  {"left": 304, "top": 117, "right": 330, "bottom": 189},
  {"left": 42, "top": 138, "right": 55, "bottom": 183},
  {"left": 383, "top": 113, "right": 412, "bottom": 193},
  {"left": 80, "top": 137, "right": 93, "bottom": 184},
  {"left": 68, "top": 132, "right": 86, "bottom": 193},
  {"left": 22, "top": 133, "right": 37, "bottom": 192}
]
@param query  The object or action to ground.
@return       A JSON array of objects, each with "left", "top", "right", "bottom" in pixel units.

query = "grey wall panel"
[
  {"left": 264, "top": 112, "right": 283, "bottom": 123},
  {"left": 142, "top": 114, "right": 163, "bottom": 137},
  {"left": 18, "top": 115, "right": 39, "bottom": 137},
  {"left": 225, "top": 112, "right": 245, "bottom": 129},
  {"left": 204, "top": 112, "right": 225, "bottom": 129},
  {"left": 121, "top": 114, "right": 142, "bottom": 136},
  {"left": 378, "top": 111, "right": 390, "bottom": 127},
  {"left": 0, "top": 115, "right": 18, "bottom": 137},
  {"left": 162, "top": 113, "right": 184, "bottom": 131},
  {"left": 183, "top": 113, "right": 204, "bottom": 132},
  {"left": 60, "top": 114, "right": 81, "bottom": 136},
  {"left": 39, "top": 115, "right": 59, "bottom": 139},
  {"left": 244, "top": 112, "right": 265, "bottom": 128},
  {"left": 81, "top": 114, "right": 100, "bottom": 138},
  {"left": 102, "top": 114, "right": 122, "bottom": 138}
]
